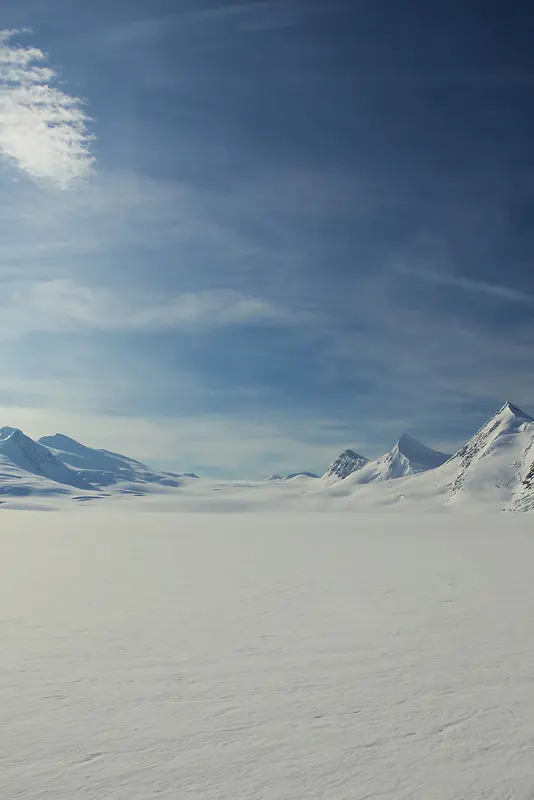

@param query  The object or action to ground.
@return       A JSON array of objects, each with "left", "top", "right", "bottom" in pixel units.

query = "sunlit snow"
[{"left": 2, "top": 513, "right": 534, "bottom": 799}]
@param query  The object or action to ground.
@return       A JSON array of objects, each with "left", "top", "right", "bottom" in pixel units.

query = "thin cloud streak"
[
  {"left": 400, "top": 266, "right": 534, "bottom": 305},
  {"left": 98, "top": 0, "right": 343, "bottom": 47},
  {"left": 0, "top": 29, "right": 94, "bottom": 186}
]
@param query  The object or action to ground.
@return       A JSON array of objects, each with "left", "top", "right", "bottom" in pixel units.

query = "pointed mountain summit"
[
  {"left": 361, "top": 434, "right": 449, "bottom": 483},
  {"left": 392, "top": 434, "right": 450, "bottom": 472},
  {"left": 500, "top": 401, "right": 532, "bottom": 420},
  {"left": 320, "top": 401, "right": 534, "bottom": 510},
  {"left": 0, "top": 428, "right": 95, "bottom": 491},
  {"left": 326, "top": 435, "right": 449, "bottom": 485},
  {"left": 323, "top": 449, "right": 369, "bottom": 482},
  {"left": 444, "top": 401, "right": 534, "bottom": 503},
  {"left": 450, "top": 402, "right": 533, "bottom": 466}
]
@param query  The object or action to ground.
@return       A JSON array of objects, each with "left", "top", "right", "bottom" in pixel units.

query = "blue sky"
[{"left": 1, "top": 0, "right": 534, "bottom": 477}]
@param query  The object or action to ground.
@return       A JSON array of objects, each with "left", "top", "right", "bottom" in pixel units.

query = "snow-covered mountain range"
[
  {"left": 0, "top": 427, "right": 95, "bottom": 495},
  {"left": 38, "top": 433, "right": 198, "bottom": 488},
  {"left": 0, "top": 428, "right": 197, "bottom": 499},
  {"left": 1, "top": 402, "right": 534, "bottom": 511},
  {"left": 323, "top": 435, "right": 449, "bottom": 484},
  {"left": 322, "top": 402, "right": 534, "bottom": 511}
]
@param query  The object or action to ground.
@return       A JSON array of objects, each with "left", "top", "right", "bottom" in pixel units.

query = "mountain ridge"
[
  {"left": 1, "top": 401, "right": 534, "bottom": 510},
  {"left": 324, "top": 434, "right": 449, "bottom": 486},
  {"left": 0, "top": 428, "right": 95, "bottom": 492},
  {"left": 39, "top": 433, "right": 194, "bottom": 488}
]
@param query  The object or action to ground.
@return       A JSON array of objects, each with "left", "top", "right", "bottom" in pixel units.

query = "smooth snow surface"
[{"left": 2, "top": 514, "right": 534, "bottom": 799}]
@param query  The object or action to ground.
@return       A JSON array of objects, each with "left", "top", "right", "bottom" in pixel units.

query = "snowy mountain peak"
[
  {"left": 454, "top": 403, "right": 534, "bottom": 464},
  {"left": 393, "top": 434, "right": 448, "bottom": 466},
  {"left": 342, "top": 448, "right": 367, "bottom": 460},
  {"left": 38, "top": 432, "right": 190, "bottom": 488},
  {"left": 0, "top": 426, "right": 95, "bottom": 491},
  {"left": 395, "top": 433, "right": 423, "bottom": 453},
  {"left": 41, "top": 433, "right": 84, "bottom": 450},
  {"left": 0, "top": 426, "right": 23, "bottom": 440},
  {"left": 326, "top": 435, "right": 449, "bottom": 486},
  {"left": 498, "top": 402, "right": 532, "bottom": 421},
  {"left": 444, "top": 402, "right": 534, "bottom": 504},
  {"left": 1, "top": 427, "right": 38, "bottom": 448},
  {"left": 323, "top": 449, "right": 369, "bottom": 482}
]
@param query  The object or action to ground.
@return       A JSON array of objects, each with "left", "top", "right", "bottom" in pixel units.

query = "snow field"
[{"left": 2, "top": 513, "right": 534, "bottom": 798}]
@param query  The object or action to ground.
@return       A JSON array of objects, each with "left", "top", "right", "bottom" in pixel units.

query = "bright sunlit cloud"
[{"left": 0, "top": 29, "right": 94, "bottom": 186}]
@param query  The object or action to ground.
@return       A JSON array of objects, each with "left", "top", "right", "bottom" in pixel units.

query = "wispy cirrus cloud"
[
  {"left": 0, "top": 278, "right": 312, "bottom": 338},
  {"left": 98, "top": 0, "right": 344, "bottom": 48},
  {"left": 398, "top": 265, "right": 534, "bottom": 306},
  {"left": 0, "top": 28, "right": 94, "bottom": 186}
]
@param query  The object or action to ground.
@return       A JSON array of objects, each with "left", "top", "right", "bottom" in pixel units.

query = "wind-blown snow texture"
[{"left": 3, "top": 513, "right": 534, "bottom": 798}]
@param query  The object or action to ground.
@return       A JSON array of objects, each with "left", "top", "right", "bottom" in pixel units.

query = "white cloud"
[
  {"left": 138, "top": 289, "right": 304, "bottom": 329},
  {"left": 0, "top": 278, "right": 310, "bottom": 337},
  {"left": 0, "top": 29, "right": 94, "bottom": 186},
  {"left": 0, "top": 169, "right": 265, "bottom": 279}
]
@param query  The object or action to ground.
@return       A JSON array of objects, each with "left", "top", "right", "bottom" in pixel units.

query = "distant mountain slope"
[
  {"left": 323, "top": 449, "right": 369, "bottom": 483},
  {"left": 324, "top": 402, "right": 534, "bottom": 511},
  {"left": 0, "top": 428, "right": 95, "bottom": 492},
  {"left": 441, "top": 402, "right": 534, "bottom": 506},
  {"left": 513, "top": 436, "right": 534, "bottom": 510},
  {"left": 39, "top": 433, "right": 194, "bottom": 488},
  {"left": 334, "top": 434, "right": 449, "bottom": 486}
]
